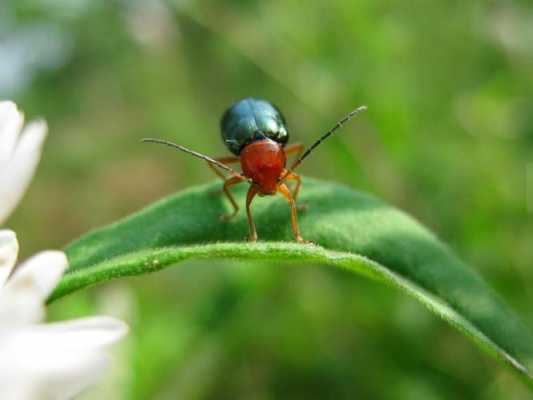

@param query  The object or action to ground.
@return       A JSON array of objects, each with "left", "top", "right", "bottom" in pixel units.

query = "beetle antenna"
[
  {"left": 142, "top": 138, "right": 245, "bottom": 178},
  {"left": 286, "top": 105, "right": 367, "bottom": 177}
]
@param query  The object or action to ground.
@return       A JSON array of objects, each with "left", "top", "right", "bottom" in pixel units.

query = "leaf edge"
[{"left": 48, "top": 241, "right": 533, "bottom": 388}]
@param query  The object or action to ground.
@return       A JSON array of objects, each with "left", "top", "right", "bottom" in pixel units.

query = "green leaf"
[{"left": 52, "top": 177, "right": 533, "bottom": 385}]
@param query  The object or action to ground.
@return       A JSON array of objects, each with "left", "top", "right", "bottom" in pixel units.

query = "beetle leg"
[
  {"left": 219, "top": 175, "right": 245, "bottom": 221},
  {"left": 246, "top": 184, "right": 260, "bottom": 241},
  {"left": 207, "top": 156, "right": 241, "bottom": 197},
  {"left": 282, "top": 170, "right": 302, "bottom": 200},
  {"left": 277, "top": 183, "right": 310, "bottom": 244},
  {"left": 282, "top": 143, "right": 304, "bottom": 202},
  {"left": 207, "top": 156, "right": 240, "bottom": 181},
  {"left": 283, "top": 143, "right": 304, "bottom": 159}
]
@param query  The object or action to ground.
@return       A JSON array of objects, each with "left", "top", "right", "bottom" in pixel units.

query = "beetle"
[{"left": 143, "top": 98, "right": 366, "bottom": 243}]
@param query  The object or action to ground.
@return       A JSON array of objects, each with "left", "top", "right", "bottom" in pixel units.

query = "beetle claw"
[{"left": 296, "top": 236, "right": 314, "bottom": 245}]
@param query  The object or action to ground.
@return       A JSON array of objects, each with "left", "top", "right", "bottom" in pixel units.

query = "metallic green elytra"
[{"left": 220, "top": 97, "right": 289, "bottom": 155}]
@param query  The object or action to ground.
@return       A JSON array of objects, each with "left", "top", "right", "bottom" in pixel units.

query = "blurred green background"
[{"left": 3, "top": 0, "right": 533, "bottom": 398}]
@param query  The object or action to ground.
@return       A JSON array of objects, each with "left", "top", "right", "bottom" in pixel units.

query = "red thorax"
[{"left": 240, "top": 139, "right": 286, "bottom": 195}]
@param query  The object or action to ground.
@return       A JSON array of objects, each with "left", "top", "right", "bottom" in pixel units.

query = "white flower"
[
  {"left": 0, "top": 101, "right": 129, "bottom": 399},
  {"left": 0, "top": 101, "right": 47, "bottom": 224}
]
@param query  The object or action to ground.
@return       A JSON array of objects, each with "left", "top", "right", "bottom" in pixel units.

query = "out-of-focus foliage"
[{"left": 2, "top": 0, "right": 533, "bottom": 398}]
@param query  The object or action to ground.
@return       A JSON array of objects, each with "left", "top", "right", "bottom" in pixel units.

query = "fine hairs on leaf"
[{"left": 52, "top": 178, "right": 533, "bottom": 388}]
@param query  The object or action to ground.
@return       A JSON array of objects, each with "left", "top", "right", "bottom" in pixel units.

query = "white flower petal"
[
  {"left": 5, "top": 250, "right": 67, "bottom": 299},
  {"left": 0, "top": 250, "right": 67, "bottom": 325},
  {"left": 38, "top": 354, "right": 108, "bottom": 400},
  {"left": 0, "top": 327, "right": 110, "bottom": 400},
  {"left": 0, "top": 327, "right": 111, "bottom": 371},
  {"left": 35, "top": 316, "right": 129, "bottom": 350},
  {"left": 0, "top": 383, "right": 34, "bottom": 400},
  {"left": 0, "top": 317, "right": 127, "bottom": 399},
  {"left": 0, "top": 229, "right": 18, "bottom": 286},
  {"left": 0, "top": 289, "right": 43, "bottom": 326},
  {"left": 0, "top": 101, "right": 129, "bottom": 398},
  {"left": 0, "top": 101, "right": 24, "bottom": 168},
  {"left": 0, "top": 118, "right": 47, "bottom": 224}
]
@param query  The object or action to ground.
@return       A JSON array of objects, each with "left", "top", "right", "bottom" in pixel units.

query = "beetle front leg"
[
  {"left": 206, "top": 156, "right": 240, "bottom": 181},
  {"left": 282, "top": 170, "right": 302, "bottom": 200},
  {"left": 245, "top": 184, "right": 260, "bottom": 241},
  {"left": 277, "top": 183, "right": 311, "bottom": 244},
  {"left": 219, "top": 175, "right": 245, "bottom": 221}
]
